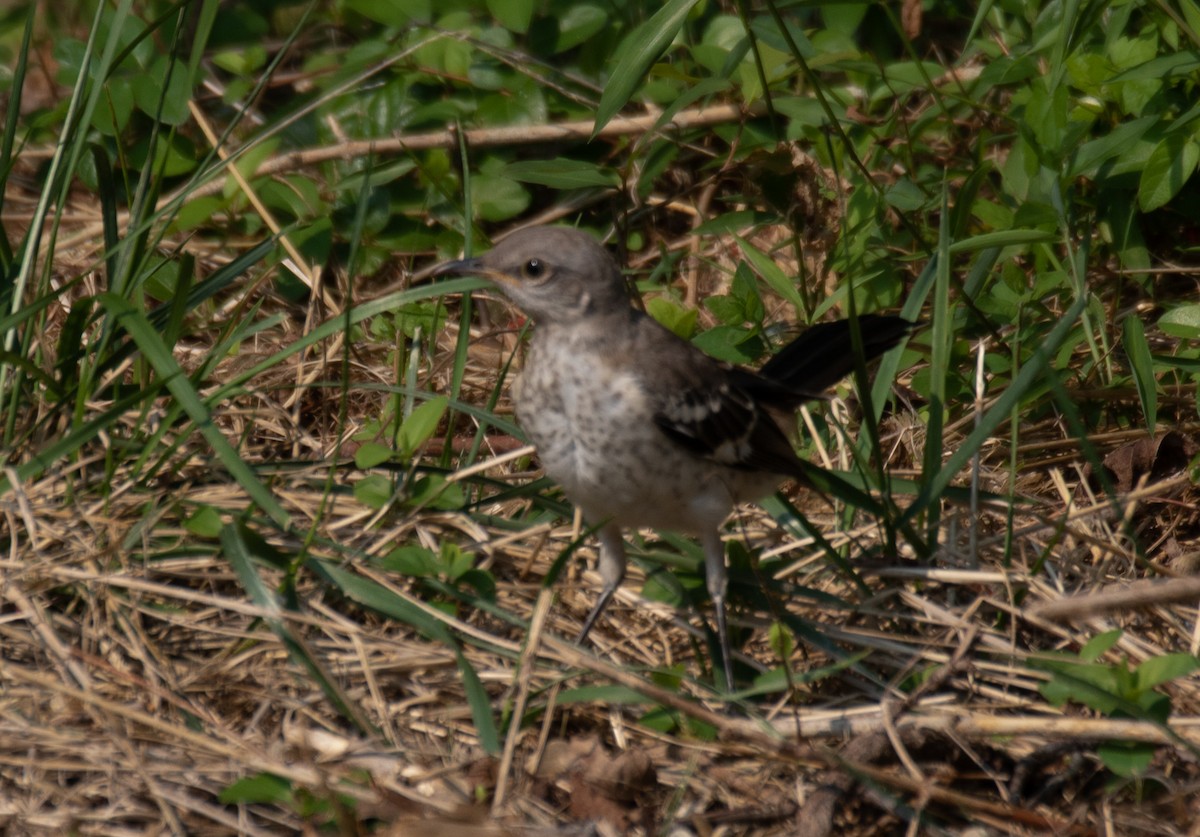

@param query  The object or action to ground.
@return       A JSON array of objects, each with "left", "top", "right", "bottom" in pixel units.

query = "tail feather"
[{"left": 758, "top": 314, "right": 913, "bottom": 395}]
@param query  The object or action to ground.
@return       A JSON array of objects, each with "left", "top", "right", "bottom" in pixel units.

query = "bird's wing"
[
  {"left": 653, "top": 375, "right": 807, "bottom": 478},
  {"left": 630, "top": 315, "right": 807, "bottom": 478}
]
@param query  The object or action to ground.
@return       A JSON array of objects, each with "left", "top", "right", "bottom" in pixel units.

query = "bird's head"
[{"left": 431, "top": 227, "right": 630, "bottom": 323}]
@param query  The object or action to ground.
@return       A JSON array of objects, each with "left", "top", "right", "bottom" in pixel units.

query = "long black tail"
[{"left": 758, "top": 314, "right": 914, "bottom": 395}]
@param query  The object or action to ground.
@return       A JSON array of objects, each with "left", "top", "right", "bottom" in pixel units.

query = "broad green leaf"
[
  {"left": 1158, "top": 304, "right": 1200, "bottom": 338},
  {"left": 381, "top": 545, "right": 439, "bottom": 576},
  {"left": 398, "top": 395, "right": 449, "bottom": 457},
  {"left": 1081, "top": 630, "right": 1123, "bottom": 661},
  {"left": 638, "top": 706, "right": 680, "bottom": 733},
  {"left": 130, "top": 133, "right": 197, "bottom": 177},
  {"left": 404, "top": 474, "right": 466, "bottom": 510},
  {"left": 315, "top": 559, "right": 451, "bottom": 642},
  {"left": 691, "top": 325, "right": 762, "bottom": 364},
  {"left": 593, "top": 0, "right": 700, "bottom": 135},
  {"left": 354, "top": 473, "right": 393, "bottom": 509},
  {"left": 212, "top": 45, "right": 267, "bottom": 75},
  {"left": 441, "top": 542, "right": 475, "bottom": 581},
  {"left": 184, "top": 505, "right": 222, "bottom": 538},
  {"left": 487, "top": 0, "right": 532, "bottom": 33},
  {"left": 131, "top": 54, "right": 192, "bottom": 125},
  {"left": 1098, "top": 741, "right": 1156, "bottom": 777},
  {"left": 472, "top": 174, "right": 530, "bottom": 222},
  {"left": 458, "top": 569, "right": 496, "bottom": 602},
  {"left": 1135, "top": 653, "right": 1200, "bottom": 691},
  {"left": 1138, "top": 134, "right": 1200, "bottom": 211},
  {"left": 645, "top": 296, "right": 698, "bottom": 339},
  {"left": 354, "top": 441, "right": 395, "bottom": 469},
  {"left": 884, "top": 180, "right": 928, "bottom": 211},
  {"left": 555, "top": 3, "right": 607, "bottom": 52},
  {"left": 170, "top": 195, "right": 224, "bottom": 232},
  {"left": 1069, "top": 116, "right": 1156, "bottom": 177},
  {"left": 1109, "top": 50, "right": 1200, "bottom": 81},
  {"left": 93, "top": 76, "right": 134, "bottom": 134}
]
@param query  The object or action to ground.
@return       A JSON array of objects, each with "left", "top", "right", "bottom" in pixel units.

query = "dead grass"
[{"left": 4, "top": 125, "right": 1200, "bottom": 837}]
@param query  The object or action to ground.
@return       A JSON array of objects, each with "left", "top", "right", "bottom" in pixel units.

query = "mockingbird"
[{"left": 434, "top": 226, "right": 911, "bottom": 687}]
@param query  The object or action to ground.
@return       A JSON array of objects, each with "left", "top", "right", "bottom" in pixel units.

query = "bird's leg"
[
  {"left": 576, "top": 522, "right": 627, "bottom": 643},
  {"left": 702, "top": 528, "right": 735, "bottom": 690}
]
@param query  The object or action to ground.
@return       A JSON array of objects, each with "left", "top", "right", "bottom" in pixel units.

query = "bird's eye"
[{"left": 522, "top": 258, "right": 545, "bottom": 279}]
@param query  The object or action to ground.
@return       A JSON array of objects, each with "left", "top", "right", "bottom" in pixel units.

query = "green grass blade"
[
  {"left": 96, "top": 292, "right": 292, "bottom": 530},
  {"left": 1122, "top": 315, "right": 1158, "bottom": 431},
  {"left": 221, "top": 523, "right": 376, "bottom": 734},
  {"left": 593, "top": 0, "right": 701, "bottom": 136}
]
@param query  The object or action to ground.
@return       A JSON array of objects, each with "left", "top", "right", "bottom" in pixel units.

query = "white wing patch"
[{"left": 657, "top": 382, "right": 762, "bottom": 468}]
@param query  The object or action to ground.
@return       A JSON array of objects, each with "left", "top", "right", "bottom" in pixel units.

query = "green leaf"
[
  {"left": 558, "top": 685, "right": 656, "bottom": 704},
  {"left": 131, "top": 54, "right": 192, "bottom": 125},
  {"left": 555, "top": 3, "right": 607, "bottom": 52},
  {"left": 884, "top": 180, "right": 928, "bottom": 211},
  {"left": 1036, "top": 663, "right": 1123, "bottom": 714},
  {"left": 691, "top": 325, "right": 761, "bottom": 364},
  {"left": 487, "top": 0, "right": 532, "bottom": 33},
  {"left": 398, "top": 395, "right": 448, "bottom": 457},
  {"left": 1138, "top": 134, "right": 1200, "bottom": 212},
  {"left": 1098, "top": 741, "right": 1156, "bottom": 777},
  {"left": 638, "top": 706, "right": 680, "bottom": 733},
  {"left": 732, "top": 237, "right": 804, "bottom": 312},
  {"left": 184, "top": 505, "right": 222, "bottom": 538},
  {"left": 946, "top": 229, "right": 1058, "bottom": 253},
  {"left": 405, "top": 474, "right": 466, "bottom": 510},
  {"left": 1158, "top": 304, "right": 1200, "bottom": 337},
  {"left": 212, "top": 46, "right": 267, "bottom": 75},
  {"left": 1069, "top": 116, "right": 1156, "bottom": 177},
  {"left": 354, "top": 473, "right": 393, "bottom": 509},
  {"left": 458, "top": 569, "right": 497, "bottom": 602},
  {"left": 219, "top": 773, "right": 294, "bottom": 805},
  {"left": 93, "top": 76, "right": 134, "bottom": 134},
  {"left": 441, "top": 541, "right": 475, "bottom": 581},
  {"left": 1135, "top": 653, "right": 1200, "bottom": 691},
  {"left": 593, "top": 0, "right": 700, "bottom": 135},
  {"left": 313, "top": 558, "right": 452, "bottom": 642},
  {"left": 504, "top": 158, "right": 619, "bottom": 189},
  {"left": 457, "top": 647, "right": 500, "bottom": 754},
  {"left": 346, "top": 0, "right": 430, "bottom": 25},
  {"left": 704, "top": 295, "right": 743, "bottom": 326},
  {"left": 170, "top": 195, "right": 224, "bottom": 232},
  {"left": 381, "top": 545, "right": 439, "bottom": 576},
  {"left": 1081, "top": 630, "right": 1124, "bottom": 661},
  {"left": 471, "top": 174, "right": 530, "bottom": 222},
  {"left": 1122, "top": 317, "right": 1157, "bottom": 430},
  {"left": 767, "top": 622, "right": 795, "bottom": 659},
  {"left": 130, "top": 133, "right": 197, "bottom": 177},
  {"left": 645, "top": 296, "right": 697, "bottom": 339},
  {"left": 1108, "top": 50, "right": 1200, "bottom": 81},
  {"left": 354, "top": 441, "right": 395, "bottom": 469}
]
